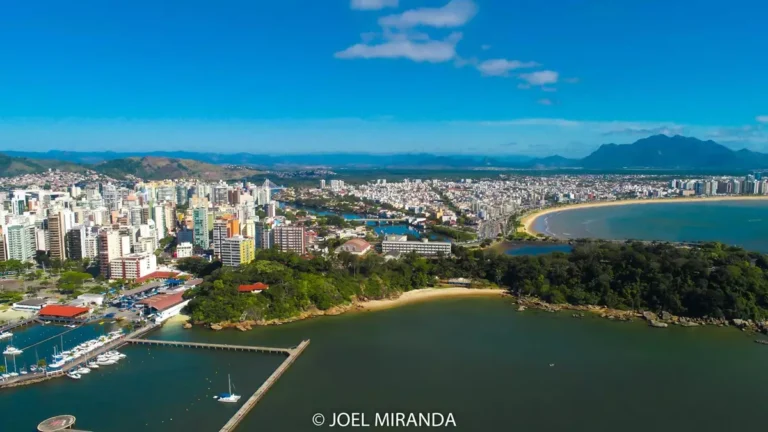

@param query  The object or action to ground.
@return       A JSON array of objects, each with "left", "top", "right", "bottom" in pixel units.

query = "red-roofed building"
[
  {"left": 137, "top": 292, "right": 189, "bottom": 322},
  {"left": 38, "top": 305, "right": 90, "bottom": 320},
  {"left": 135, "top": 271, "right": 181, "bottom": 284},
  {"left": 238, "top": 283, "right": 269, "bottom": 293}
]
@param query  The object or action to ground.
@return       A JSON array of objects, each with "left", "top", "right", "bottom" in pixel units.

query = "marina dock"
[
  {"left": 125, "top": 338, "right": 293, "bottom": 355},
  {"left": 0, "top": 323, "right": 159, "bottom": 389},
  {"left": 220, "top": 339, "right": 310, "bottom": 432}
]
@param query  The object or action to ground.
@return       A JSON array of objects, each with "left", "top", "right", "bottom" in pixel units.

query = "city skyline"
[{"left": 1, "top": 0, "right": 767, "bottom": 155}]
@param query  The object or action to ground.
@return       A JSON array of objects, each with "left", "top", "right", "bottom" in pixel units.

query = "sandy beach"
[
  {"left": 358, "top": 287, "right": 507, "bottom": 312},
  {"left": 520, "top": 196, "right": 768, "bottom": 236}
]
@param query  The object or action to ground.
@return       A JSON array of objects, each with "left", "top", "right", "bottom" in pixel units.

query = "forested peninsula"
[{"left": 181, "top": 241, "right": 768, "bottom": 326}]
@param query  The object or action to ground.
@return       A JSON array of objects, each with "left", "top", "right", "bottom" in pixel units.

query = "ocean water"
[
  {"left": 534, "top": 200, "right": 768, "bottom": 252},
  {"left": 3, "top": 299, "right": 768, "bottom": 431}
]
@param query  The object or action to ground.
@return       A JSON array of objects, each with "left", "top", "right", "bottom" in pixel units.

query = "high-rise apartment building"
[
  {"left": 221, "top": 235, "right": 255, "bottom": 267},
  {"left": 66, "top": 225, "right": 87, "bottom": 260},
  {"left": 48, "top": 211, "right": 67, "bottom": 261},
  {"left": 192, "top": 207, "right": 210, "bottom": 249},
  {"left": 274, "top": 226, "right": 305, "bottom": 254},
  {"left": 98, "top": 229, "right": 123, "bottom": 278},
  {"left": 6, "top": 221, "right": 36, "bottom": 261}
]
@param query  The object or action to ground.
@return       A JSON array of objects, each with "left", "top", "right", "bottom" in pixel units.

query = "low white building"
[
  {"left": 176, "top": 242, "right": 193, "bottom": 258},
  {"left": 12, "top": 298, "right": 52, "bottom": 311},
  {"left": 381, "top": 236, "right": 451, "bottom": 257},
  {"left": 137, "top": 292, "right": 189, "bottom": 323},
  {"left": 76, "top": 293, "right": 105, "bottom": 306}
]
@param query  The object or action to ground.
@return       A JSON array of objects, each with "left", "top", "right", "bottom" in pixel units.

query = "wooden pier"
[
  {"left": 125, "top": 338, "right": 293, "bottom": 355},
  {"left": 219, "top": 339, "right": 310, "bottom": 432}
]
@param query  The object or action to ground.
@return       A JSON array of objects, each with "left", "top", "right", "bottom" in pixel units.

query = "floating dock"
[{"left": 220, "top": 339, "right": 311, "bottom": 432}]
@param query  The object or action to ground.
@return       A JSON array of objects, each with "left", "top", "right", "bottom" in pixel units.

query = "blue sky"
[{"left": 1, "top": 0, "right": 767, "bottom": 157}]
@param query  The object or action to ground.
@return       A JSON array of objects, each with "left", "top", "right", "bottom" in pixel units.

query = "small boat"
[
  {"left": 29, "top": 365, "right": 38, "bottom": 373},
  {"left": 67, "top": 372, "right": 81, "bottom": 380},
  {"left": 86, "top": 360, "right": 99, "bottom": 369},
  {"left": 19, "top": 368, "right": 28, "bottom": 375},
  {"left": 75, "top": 367, "right": 91, "bottom": 374},
  {"left": 755, "top": 339, "right": 768, "bottom": 345},
  {"left": 0, "top": 331, "right": 12, "bottom": 340},
  {"left": 218, "top": 374, "right": 241, "bottom": 403},
  {"left": 3, "top": 346, "right": 23, "bottom": 356}
]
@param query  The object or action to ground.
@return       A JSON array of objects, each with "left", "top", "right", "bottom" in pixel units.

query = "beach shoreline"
[
  {"left": 520, "top": 196, "right": 768, "bottom": 237},
  {"left": 189, "top": 287, "right": 508, "bottom": 330}
]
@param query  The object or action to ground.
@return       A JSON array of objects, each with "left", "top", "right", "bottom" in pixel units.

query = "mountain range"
[{"left": 1, "top": 135, "right": 767, "bottom": 178}]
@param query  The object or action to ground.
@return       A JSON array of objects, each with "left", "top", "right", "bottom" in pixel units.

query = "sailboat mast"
[{"left": 229, "top": 374, "right": 232, "bottom": 394}]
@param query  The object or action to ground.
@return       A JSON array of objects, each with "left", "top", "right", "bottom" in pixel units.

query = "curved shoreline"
[
  {"left": 185, "top": 288, "right": 508, "bottom": 330},
  {"left": 520, "top": 196, "right": 768, "bottom": 237}
]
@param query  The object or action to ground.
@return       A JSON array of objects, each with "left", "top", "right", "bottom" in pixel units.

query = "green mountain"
[
  {"left": 581, "top": 135, "right": 768, "bottom": 169},
  {"left": 94, "top": 156, "right": 263, "bottom": 181},
  {"left": 0, "top": 153, "right": 88, "bottom": 177}
]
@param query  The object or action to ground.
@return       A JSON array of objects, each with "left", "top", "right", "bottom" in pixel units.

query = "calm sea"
[
  {"left": 534, "top": 200, "right": 768, "bottom": 252},
  {"left": 3, "top": 298, "right": 767, "bottom": 431}
]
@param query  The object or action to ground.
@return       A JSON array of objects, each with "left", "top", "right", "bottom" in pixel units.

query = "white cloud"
[
  {"left": 757, "top": 115, "right": 768, "bottom": 123},
  {"left": 379, "top": 0, "right": 477, "bottom": 28},
  {"left": 519, "top": 70, "right": 559, "bottom": 86},
  {"left": 478, "top": 118, "right": 581, "bottom": 127},
  {"left": 476, "top": 59, "right": 540, "bottom": 77},
  {"left": 335, "top": 32, "right": 462, "bottom": 63},
  {"left": 537, "top": 99, "right": 553, "bottom": 106},
  {"left": 601, "top": 125, "right": 685, "bottom": 137},
  {"left": 351, "top": 0, "right": 398, "bottom": 10}
]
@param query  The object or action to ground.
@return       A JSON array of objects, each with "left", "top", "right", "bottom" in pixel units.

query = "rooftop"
[
  {"left": 137, "top": 292, "right": 186, "bottom": 311},
  {"left": 38, "top": 305, "right": 90, "bottom": 318},
  {"left": 14, "top": 298, "right": 50, "bottom": 306},
  {"left": 238, "top": 283, "right": 269, "bottom": 292}
]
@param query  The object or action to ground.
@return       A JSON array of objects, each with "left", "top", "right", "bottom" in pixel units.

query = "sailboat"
[
  {"left": 217, "top": 375, "right": 241, "bottom": 403},
  {"left": 2, "top": 335, "right": 23, "bottom": 356},
  {"left": 0, "top": 331, "right": 12, "bottom": 340}
]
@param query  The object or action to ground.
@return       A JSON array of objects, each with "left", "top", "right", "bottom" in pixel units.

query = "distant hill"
[
  {"left": 0, "top": 153, "right": 88, "bottom": 177},
  {"left": 93, "top": 156, "right": 263, "bottom": 181},
  {"left": 3, "top": 135, "right": 768, "bottom": 174},
  {"left": 581, "top": 135, "right": 768, "bottom": 169}
]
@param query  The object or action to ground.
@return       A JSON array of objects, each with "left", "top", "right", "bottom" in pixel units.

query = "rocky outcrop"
[
  {"left": 649, "top": 320, "right": 669, "bottom": 328},
  {"left": 183, "top": 322, "right": 192, "bottom": 329}
]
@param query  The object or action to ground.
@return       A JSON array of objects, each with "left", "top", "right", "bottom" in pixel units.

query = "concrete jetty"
[
  {"left": 125, "top": 338, "right": 292, "bottom": 355},
  {"left": 219, "top": 339, "right": 311, "bottom": 432}
]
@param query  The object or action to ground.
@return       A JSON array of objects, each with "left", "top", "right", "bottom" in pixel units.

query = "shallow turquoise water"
[{"left": 534, "top": 200, "right": 768, "bottom": 251}]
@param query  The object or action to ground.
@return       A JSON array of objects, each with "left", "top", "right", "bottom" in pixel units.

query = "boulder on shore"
[
  {"left": 210, "top": 324, "right": 223, "bottom": 331},
  {"left": 642, "top": 311, "right": 658, "bottom": 321},
  {"left": 183, "top": 322, "right": 192, "bottom": 329},
  {"left": 732, "top": 319, "right": 748, "bottom": 328},
  {"left": 661, "top": 311, "right": 673, "bottom": 321},
  {"left": 517, "top": 305, "right": 526, "bottom": 312},
  {"left": 649, "top": 320, "right": 669, "bottom": 328}
]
